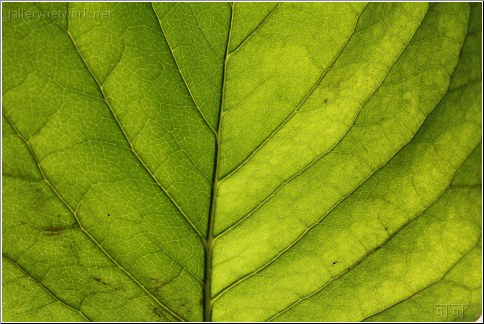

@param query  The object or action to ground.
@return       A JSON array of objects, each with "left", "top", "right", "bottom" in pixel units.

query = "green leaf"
[{"left": 2, "top": 2, "right": 482, "bottom": 322}]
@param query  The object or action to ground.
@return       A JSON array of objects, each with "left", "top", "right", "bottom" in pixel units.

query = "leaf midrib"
[{"left": 203, "top": 3, "right": 234, "bottom": 322}]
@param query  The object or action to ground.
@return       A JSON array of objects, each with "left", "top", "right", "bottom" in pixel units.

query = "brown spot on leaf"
[
  {"left": 150, "top": 278, "right": 173, "bottom": 293},
  {"left": 43, "top": 226, "right": 65, "bottom": 236},
  {"left": 92, "top": 276, "right": 109, "bottom": 286},
  {"left": 150, "top": 270, "right": 183, "bottom": 293},
  {"left": 152, "top": 308, "right": 168, "bottom": 320},
  {"left": 178, "top": 298, "right": 190, "bottom": 309}
]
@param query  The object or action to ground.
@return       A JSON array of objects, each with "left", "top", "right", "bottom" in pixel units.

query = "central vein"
[{"left": 204, "top": 3, "right": 234, "bottom": 322}]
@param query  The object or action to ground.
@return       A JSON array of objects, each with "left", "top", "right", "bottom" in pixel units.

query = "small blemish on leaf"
[
  {"left": 152, "top": 308, "right": 167, "bottom": 320},
  {"left": 332, "top": 261, "right": 337, "bottom": 265},
  {"left": 151, "top": 277, "right": 177, "bottom": 292},
  {"left": 92, "top": 276, "right": 108, "bottom": 286},
  {"left": 107, "top": 214, "right": 110, "bottom": 217},
  {"left": 43, "top": 226, "right": 65, "bottom": 236}
]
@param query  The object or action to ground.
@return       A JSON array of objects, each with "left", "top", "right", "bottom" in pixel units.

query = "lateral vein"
[
  {"left": 219, "top": 4, "right": 368, "bottom": 182},
  {"left": 35, "top": 2, "right": 207, "bottom": 244},
  {"left": 360, "top": 239, "right": 480, "bottom": 322},
  {"left": 2, "top": 112, "right": 186, "bottom": 322},
  {"left": 2, "top": 254, "right": 92, "bottom": 322},
  {"left": 267, "top": 169, "right": 481, "bottom": 321},
  {"left": 150, "top": 2, "right": 217, "bottom": 135}
]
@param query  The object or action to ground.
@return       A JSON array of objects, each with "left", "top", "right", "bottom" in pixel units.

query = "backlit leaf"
[{"left": 2, "top": 2, "right": 482, "bottom": 322}]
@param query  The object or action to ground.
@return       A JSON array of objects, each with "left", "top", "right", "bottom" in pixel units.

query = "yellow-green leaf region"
[{"left": 2, "top": 2, "right": 482, "bottom": 322}]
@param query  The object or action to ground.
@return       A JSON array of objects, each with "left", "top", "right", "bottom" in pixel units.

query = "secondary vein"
[
  {"left": 2, "top": 254, "right": 92, "bottom": 322},
  {"left": 150, "top": 2, "right": 217, "bottom": 136},
  {"left": 2, "top": 112, "right": 186, "bottom": 322},
  {"left": 213, "top": 5, "right": 422, "bottom": 240},
  {"left": 267, "top": 172, "right": 480, "bottom": 321},
  {"left": 218, "top": 4, "right": 368, "bottom": 183},
  {"left": 36, "top": 2, "right": 206, "bottom": 244},
  {"left": 360, "top": 238, "right": 480, "bottom": 322}
]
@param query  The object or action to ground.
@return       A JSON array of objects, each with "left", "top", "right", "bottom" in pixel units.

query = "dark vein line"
[
  {"left": 150, "top": 2, "right": 217, "bottom": 135},
  {"left": 3, "top": 112, "right": 186, "bottom": 322},
  {"left": 204, "top": 4, "right": 234, "bottom": 321},
  {"left": 219, "top": 4, "right": 367, "bottom": 182},
  {"left": 361, "top": 239, "right": 481, "bottom": 322},
  {"left": 36, "top": 3, "right": 206, "bottom": 244},
  {"left": 267, "top": 171, "right": 481, "bottom": 321},
  {"left": 2, "top": 254, "right": 92, "bottom": 322},
  {"left": 228, "top": 3, "right": 280, "bottom": 55}
]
